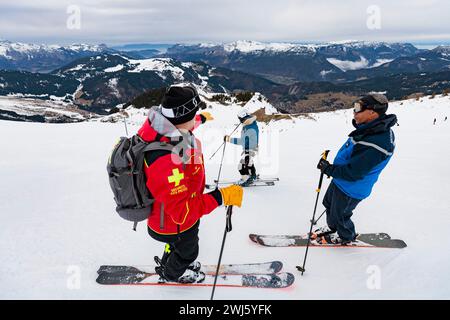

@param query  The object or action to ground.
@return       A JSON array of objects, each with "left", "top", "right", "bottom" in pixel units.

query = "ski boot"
[
  {"left": 310, "top": 225, "right": 336, "bottom": 239},
  {"left": 155, "top": 255, "right": 201, "bottom": 272},
  {"left": 238, "top": 175, "right": 255, "bottom": 187},
  {"left": 155, "top": 258, "right": 204, "bottom": 283},
  {"left": 177, "top": 269, "right": 206, "bottom": 284},
  {"left": 155, "top": 266, "right": 168, "bottom": 283},
  {"left": 187, "top": 261, "right": 202, "bottom": 272},
  {"left": 314, "top": 232, "right": 356, "bottom": 246},
  {"left": 155, "top": 265, "right": 205, "bottom": 284}
]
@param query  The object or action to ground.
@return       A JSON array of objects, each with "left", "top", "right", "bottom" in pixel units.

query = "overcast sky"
[{"left": 1, "top": 0, "right": 449, "bottom": 45}]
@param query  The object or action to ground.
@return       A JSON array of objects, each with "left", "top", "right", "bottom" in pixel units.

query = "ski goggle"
[
  {"left": 353, "top": 95, "right": 388, "bottom": 113},
  {"left": 353, "top": 102, "right": 365, "bottom": 113}
]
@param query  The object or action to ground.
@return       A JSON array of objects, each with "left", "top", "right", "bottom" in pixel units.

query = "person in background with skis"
[
  {"left": 225, "top": 109, "right": 259, "bottom": 187},
  {"left": 138, "top": 85, "right": 244, "bottom": 283},
  {"left": 315, "top": 94, "right": 397, "bottom": 245}
]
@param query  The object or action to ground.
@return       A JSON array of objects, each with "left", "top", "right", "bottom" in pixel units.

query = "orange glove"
[{"left": 219, "top": 185, "right": 244, "bottom": 208}]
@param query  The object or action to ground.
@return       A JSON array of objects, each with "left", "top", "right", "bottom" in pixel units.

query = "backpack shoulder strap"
[
  {"left": 143, "top": 141, "right": 177, "bottom": 153},
  {"left": 143, "top": 141, "right": 190, "bottom": 169}
]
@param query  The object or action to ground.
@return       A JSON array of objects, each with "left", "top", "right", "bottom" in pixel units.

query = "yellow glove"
[
  {"left": 224, "top": 135, "right": 231, "bottom": 142},
  {"left": 219, "top": 185, "right": 244, "bottom": 208},
  {"left": 200, "top": 111, "right": 214, "bottom": 123}
]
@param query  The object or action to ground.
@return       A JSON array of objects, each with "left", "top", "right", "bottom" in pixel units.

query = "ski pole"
[
  {"left": 209, "top": 123, "right": 241, "bottom": 160},
  {"left": 121, "top": 110, "right": 129, "bottom": 136},
  {"left": 311, "top": 209, "right": 327, "bottom": 225},
  {"left": 210, "top": 140, "right": 233, "bottom": 300},
  {"left": 297, "top": 150, "right": 330, "bottom": 276},
  {"left": 210, "top": 205, "right": 233, "bottom": 300},
  {"left": 215, "top": 135, "right": 228, "bottom": 189}
]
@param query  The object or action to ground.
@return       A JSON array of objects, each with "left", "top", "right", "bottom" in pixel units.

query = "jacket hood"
[{"left": 138, "top": 106, "right": 195, "bottom": 148}]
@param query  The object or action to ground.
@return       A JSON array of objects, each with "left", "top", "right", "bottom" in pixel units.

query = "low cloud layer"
[{"left": 0, "top": 0, "right": 449, "bottom": 45}]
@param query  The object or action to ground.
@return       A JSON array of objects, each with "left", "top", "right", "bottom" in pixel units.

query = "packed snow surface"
[{"left": 0, "top": 95, "right": 449, "bottom": 299}]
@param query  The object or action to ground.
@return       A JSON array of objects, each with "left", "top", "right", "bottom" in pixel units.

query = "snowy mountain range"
[
  {"left": 163, "top": 40, "right": 422, "bottom": 83},
  {"left": 1, "top": 40, "right": 450, "bottom": 122},
  {"left": 0, "top": 53, "right": 280, "bottom": 118},
  {"left": 0, "top": 40, "right": 113, "bottom": 73}
]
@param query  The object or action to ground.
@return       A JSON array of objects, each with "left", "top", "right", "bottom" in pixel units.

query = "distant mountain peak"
[{"left": 433, "top": 45, "right": 450, "bottom": 54}]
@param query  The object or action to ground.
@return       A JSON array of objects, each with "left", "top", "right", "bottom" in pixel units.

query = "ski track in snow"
[{"left": 0, "top": 96, "right": 449, "bottom": 299}]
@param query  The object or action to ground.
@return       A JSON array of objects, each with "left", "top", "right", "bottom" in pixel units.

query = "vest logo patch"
[{"left": 168, "top": 168, "right": 184, "bottom": 187}]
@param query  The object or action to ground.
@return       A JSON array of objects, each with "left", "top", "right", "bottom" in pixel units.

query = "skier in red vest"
[{"left": 138, "top": 85, "right": 243, "bottom": 283}]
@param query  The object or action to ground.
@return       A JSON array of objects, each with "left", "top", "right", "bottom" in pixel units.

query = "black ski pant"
[
  {"left": 148, "top": 221, "right": 199, "bottom": 281},
  {"left": 322, "top": 181, "right": 361, "bottom": 242},
  {"left": 238, "top": 150, "right": 256, "bottom": 177}
]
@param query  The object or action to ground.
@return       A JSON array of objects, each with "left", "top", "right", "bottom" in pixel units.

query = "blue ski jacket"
[
  {"left": 324, "top": 114, "right": 397, "bottom": 200},
  {"left": 230, "top": 121, "right": 259, "bottom": 151}
]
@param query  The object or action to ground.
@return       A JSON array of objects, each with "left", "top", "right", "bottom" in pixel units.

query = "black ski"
[
  {"left": 206, "top": 180, "right": 276, "bottom": 189},
  {"left": 96, "top": 271, "right": 295, "bottom": 288},
  {"left": 249, "top": 233, "right": 407, "bottom": 248},
  {"left": 214, "top": 177, "right": 279, "bottom": 184},
  {"left": 97, "top": 260, "right": 283, "bottom": 276}
]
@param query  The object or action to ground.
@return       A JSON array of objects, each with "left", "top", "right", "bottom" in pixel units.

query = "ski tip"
[
  {"left": 249, "top": 234, "right": 258, "bottom": 243},
  {"left": 393, "top": 240, "right": 407, "bottom": 248},
  {"left": 248, "top": 234, "right": 269, "bottom": 246},
  {"left": 96, "top": 271, "right": 148, "bottom": 285},
  {"left": 271, "top": 272, "right": 295, "bottom": 288},
  {"left": 271, "top": 261, "right": 284, "bottom": 273},
  {"left": 241, "top": 272, "right": 295, "bottom": 288},
  {"left": 255, "top": 237, "right": 271, "bottom": 246},
  {"left": 95, "top": 273, "right": 110, "bottom": 284},
  {"left": 97, "top": 266, "right": 107, "bottom": 274},
  {"left": 248, "top": 234, "right": 272, "bottom": 246},
  {"left": 283, "top": 272, "right": 296, "bottom": 287}
]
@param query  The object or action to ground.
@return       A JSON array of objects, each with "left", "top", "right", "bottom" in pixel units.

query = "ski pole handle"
[{"left": 317, "top": 150, "right": 330, "bottom": 192}]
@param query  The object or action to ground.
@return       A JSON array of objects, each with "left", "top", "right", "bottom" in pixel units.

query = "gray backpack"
[{"left": 107, "top": 135, "right": 176, "bottom": 231}]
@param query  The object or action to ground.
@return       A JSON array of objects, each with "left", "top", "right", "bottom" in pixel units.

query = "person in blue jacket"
[
  {"left": 315, "top": 94, "right": 397, "bottom": 245},
  {"left": 225, "top": 109, "right": 259, "bottom": 186}
]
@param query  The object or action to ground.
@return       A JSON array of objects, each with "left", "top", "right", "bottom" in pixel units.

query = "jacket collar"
[{"left": 350, "top": 114, "right": 397, "bottom": 139}]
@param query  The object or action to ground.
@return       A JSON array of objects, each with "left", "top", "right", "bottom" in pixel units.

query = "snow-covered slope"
[
  {"left": 0, "top": 96, "right": 95, "bottom": 123},
  {"left": 0, "top": 95, "right": 449, "bottom": 299}
]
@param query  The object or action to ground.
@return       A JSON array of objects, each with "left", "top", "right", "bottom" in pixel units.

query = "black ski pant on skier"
[
  {"left": 238, "top": 150, "right": 257, "bottom": 178},
  {"left": 148, "top": 221, "right": 199, "bottom": 281},
  {"left": 322, "top": 181, "right": 361, "bottom": 242}
]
